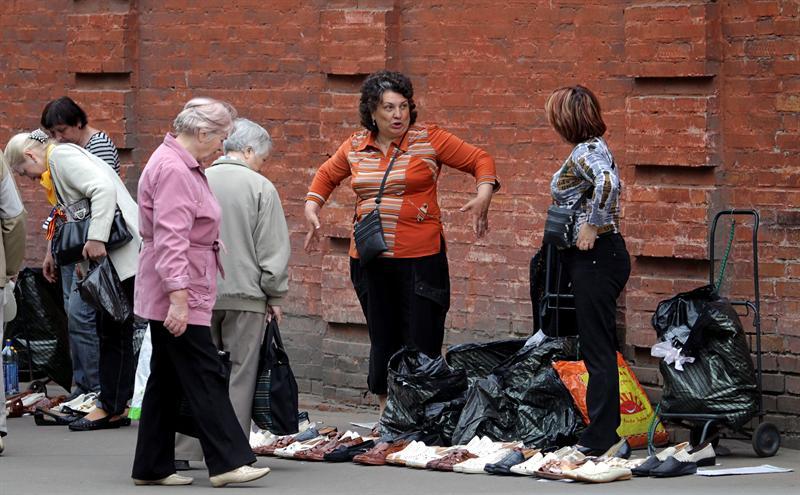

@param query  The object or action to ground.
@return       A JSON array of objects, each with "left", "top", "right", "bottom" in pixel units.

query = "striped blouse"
[
  {"left": 307, "top": 124, "right": 499, "bottom": 259},
  {"left": 550, "top": 137, "right": 621, "bottom": 245},
  {"left": 85, "top": 131, "right": 120, "bottom": 174}
]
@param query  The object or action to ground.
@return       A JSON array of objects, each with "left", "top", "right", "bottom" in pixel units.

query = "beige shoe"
[
  {"left": 133, "top": 474, "right": 194, "bottom": 486},
  {"left": 0, "top": 435, "right": 5, "bottom": 455},
  {"left": 209, "top": 465, "right": 270, "bottom": 488}
]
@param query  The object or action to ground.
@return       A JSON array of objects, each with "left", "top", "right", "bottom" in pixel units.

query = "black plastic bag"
[
  {"left": 652, "top": 285, "right": 758, "bottom": 426},
  {"left": 451, "top": 336, "right": 583, "bottom": 448},
  {"left": 76, "top": 257, "right": 131, "bottom": 322},
  {"left": 252, "top": 319, "right": 299, "bottom": 435},
  {"left": 379, "top": 349, "right": 468, "bottom": 445},
  {"left": 446, "top": 339, "right": 526, "bottom": 384},
  {"left": 5, "top": 267, "right": 72, "bottom": 389}
]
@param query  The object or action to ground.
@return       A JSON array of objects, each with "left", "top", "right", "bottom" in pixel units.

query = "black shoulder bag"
[
  {"left": 542, "top": 188, "right": 591, "bottom": 249},
  {"left": 352, "top": 146, "right": 402, "bottom": 266}
]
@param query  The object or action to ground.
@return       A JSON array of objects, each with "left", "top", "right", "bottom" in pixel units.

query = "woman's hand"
[
  {"left": 82, "top": 240, "right": 107, "bottom": 261},
  {"left": 576, "top": 223, "right": 598, "bottom": 251},
  {"left": 42, "top": 252, "right": 57, "bottom": 283},
  {"left": 165, "top": 289, "right": 190, "bottom": 337},
  {"left": 268, "top": 305, "right": 283, "bottom": 324},
  {"left": 460, "top": 183, "right": 494, "bottom": 238},
  {"left": 304, "top": 201, "right": 322, "bottom": 252}
]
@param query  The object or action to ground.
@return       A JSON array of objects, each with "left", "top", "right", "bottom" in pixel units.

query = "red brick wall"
[{"left": 1, "top": 1, "right": 799, "bottom": 443}]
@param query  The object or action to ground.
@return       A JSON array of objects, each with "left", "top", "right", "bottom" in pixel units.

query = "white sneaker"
[
  {"left": 133, "top": 474, "right": 193, "bottom": 486},
  {"left": 209, "top": 465, "right": 271, "bottom": 488}
]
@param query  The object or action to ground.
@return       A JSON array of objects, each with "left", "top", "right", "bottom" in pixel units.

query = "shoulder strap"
[{"left": 374, "top": 145, "right": 402, "bottom": 207}]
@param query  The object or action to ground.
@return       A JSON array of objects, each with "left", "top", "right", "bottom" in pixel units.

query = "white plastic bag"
[{"left": 128, "top": 325, "right": 152, "bottom": 420}]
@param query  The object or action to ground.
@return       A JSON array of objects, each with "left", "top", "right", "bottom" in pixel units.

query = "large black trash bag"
[
  {"left": 379, "top": 349, "right": 468, "bottom": 446},
  {"left": 652, "top": 285, "right": 758, "bottom": 426},
  {"left": 530, "top": 245, "right": 577, "bottom": 337},
  {"left": 446, "top": 338, "right": 527, "bottom": 384},
  {"left": 451, "top": 336, "right": 584, "bottom": 448},
  {"left": 6, "top": 267, "right": 72, "bottom": 389}
]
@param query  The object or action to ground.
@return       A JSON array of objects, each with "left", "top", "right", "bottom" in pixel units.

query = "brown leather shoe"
[
  {"left": 427, "top": 449, "right": 478, "bottom": 471},
  {"left": 298, "top": 434, "right": 363, "bottom": 461},
  {"left": 353, "top": 440, "right": 410, "bottom": 466}
]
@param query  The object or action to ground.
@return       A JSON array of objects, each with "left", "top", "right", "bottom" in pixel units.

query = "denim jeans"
[{"left": 61, "top": 264, "right": 100, "bottom": 395}]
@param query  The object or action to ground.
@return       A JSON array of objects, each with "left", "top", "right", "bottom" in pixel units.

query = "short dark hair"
[
  {"left": 545, "top": 85, "right": 606, "bottom": 144},
  {"left": 40, "top": 96, "right": 88, "bottom": 130},
  {"left": 359, "top": 71, "right": 418, "bottom": 132}
]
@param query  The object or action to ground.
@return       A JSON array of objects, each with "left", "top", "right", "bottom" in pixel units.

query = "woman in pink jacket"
[{"left": 131, "top": 98, "right": 270, "bottom": 488}]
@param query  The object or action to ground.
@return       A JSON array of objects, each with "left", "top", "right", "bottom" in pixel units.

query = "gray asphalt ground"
[{"left": 1, "top": 398, "right": 799, "bottom": 494}]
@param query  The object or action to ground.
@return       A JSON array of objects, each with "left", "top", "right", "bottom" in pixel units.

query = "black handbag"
[
  {"left": 76, "top": 256, "right": 132, "bottom": 322},
  {"left": 252, "top": 318, "right": 299, "bottom": 435},
  {"left": 51, "top": 196, "right": 133, "bottom": 267},
  {"left": 353, "top": 146, "right": 402, "bottom": 266},
  {"left": 542, "top": 189, "right": 591, "bottom": 249}
]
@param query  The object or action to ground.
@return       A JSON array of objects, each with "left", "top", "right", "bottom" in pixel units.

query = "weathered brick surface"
[{"left": 1, "top": 1, "right": 799, "bottom": 445}]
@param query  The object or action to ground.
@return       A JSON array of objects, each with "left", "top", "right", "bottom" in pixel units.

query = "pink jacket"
[{"left": 134, "top": 133, "right": 222, "bottom": 326}]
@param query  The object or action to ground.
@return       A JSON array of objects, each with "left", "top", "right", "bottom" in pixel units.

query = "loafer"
[
  {"left": 484, "top": 450, "right": 526, "bottom": 475},
  {"left": 576, "top": 438, "right": 631, "bottom": 459},
  {"left": 133, "top": 474, "right": 193, "bottom": 486},
  {"left": 209, "top": 465, "right": 270, "bottom": 488},
  {"left": 323, "top": 439, "right": 375, "bottom": 462},
  {"left": 34, "top": 408, "right": 81, "bottom": 426},
  {"left": 427, "top": 449, "right": 477, "bottom": 471},
  {"left": 174, "top": 460, "right": 191, "bottom": 471},
  {"left": 651, "top": 443, "right": 715, "bottom": 478},
  {"left": 353, "top": 440, "right": 410, "bottom": 466},
  {"left": 631, "top": 442, "right": 689, "bottom": 477},
  {"left": 650, "top": 456, "right": 697, "bottom": 478},
  {"left": 69, "top": 415, "right": 119, "bottom": 431}
]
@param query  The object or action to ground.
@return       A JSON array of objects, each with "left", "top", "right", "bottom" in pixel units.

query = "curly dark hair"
[{"left": 359, "top": 71, "right": 418, "bottom": 132}]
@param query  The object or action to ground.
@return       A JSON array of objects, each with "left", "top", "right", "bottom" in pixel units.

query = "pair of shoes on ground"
[
  {"left": 562, "top": 459, "right": 633, "bottom": 483},
  {"left": 633, "top": 442, "right": 715, "bottom": 477},
  {"left": 484, "top": 448, "right": 537, "bottom": 475},
  {"left": 134, "top": 465, "right": 270, "bottom": 487}
]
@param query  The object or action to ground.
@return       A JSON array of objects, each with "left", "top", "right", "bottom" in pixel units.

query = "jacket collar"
[
  {"left": 211, "top": 156, "right": 250, "bottom": 169},
  {"left": 354, "top": 128, "right": 410, "bottom": 154},
  {"left": 163, "top": 133, "right": 201, "bottom": 169}
]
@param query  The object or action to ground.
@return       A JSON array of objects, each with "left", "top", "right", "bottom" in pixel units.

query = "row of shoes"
[
  {"left": 5, "top": 390, "right": 66, "bottom": 418},
  {"left": 632, "top": 442, "right": 716, "bottom": 477},
  {"left": 34, "top": 392, "right": 99, "bottom": 426}
]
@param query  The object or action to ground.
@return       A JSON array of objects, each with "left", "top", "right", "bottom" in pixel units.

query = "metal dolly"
[{"left": 652, "top": 209, "right": 780, "bottom": 457}]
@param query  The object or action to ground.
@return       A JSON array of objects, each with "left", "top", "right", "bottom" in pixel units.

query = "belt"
[{"left": 142, "top": 239, "right": 225, "bottom": 278}]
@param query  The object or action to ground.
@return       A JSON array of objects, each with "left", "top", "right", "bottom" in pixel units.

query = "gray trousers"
[
  {"left": 175, "top": 309, "right": 265, "bottom": 461},
  {"left": 1, "top": 288, "right": 6, "bottom": 436}
]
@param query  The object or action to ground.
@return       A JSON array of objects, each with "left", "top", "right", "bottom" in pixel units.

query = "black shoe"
[
  {"left": 69, "top": 415, "right": 118, "bottom": 431},
  {"left": 484, "top": 451, "right": 526, "bottom": 475},
  {"left": 604, "top": 438, "right": 631, "bottom": 459},
  {"left": 174, "top": 460, "right": 191, "bottom": 471},
  {"left": 631, "top": 455, "right": 663, "bottom": 476},
  {"left": 323, "top": 440, "right": 375, "bottom": 462},
  {"left": 650, "top": 456, "right": 698, "bottom": 478}
]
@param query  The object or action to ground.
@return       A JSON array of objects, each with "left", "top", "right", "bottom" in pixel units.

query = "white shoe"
[
  {"left": 133, "top": 474, "right": 194, "bottom": 486},
  {"left": 0, "top": 435, "right": 5, "bottom": 455},
  {"left": 209, "top": 465, "right": 270, "bottom": 488},
  {"left": 509, "top": 452, "right": 545, "bottom": 476}
]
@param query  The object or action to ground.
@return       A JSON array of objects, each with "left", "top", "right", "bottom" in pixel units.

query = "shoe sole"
[{"left": 133, "top": 478, "right": 193, "bottom": 486}]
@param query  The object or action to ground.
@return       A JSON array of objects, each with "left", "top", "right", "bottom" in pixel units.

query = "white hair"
[
  {"left": 223, "top": 118, "right": 273, "bottom": 157},
  {"left": 172, "top": 97, "right": 236, "bottom": 135}
]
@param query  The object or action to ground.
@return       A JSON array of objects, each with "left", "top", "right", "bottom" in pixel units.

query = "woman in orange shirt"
[{"left": 305, "top": 70, "right": 499, "bottom": 410}]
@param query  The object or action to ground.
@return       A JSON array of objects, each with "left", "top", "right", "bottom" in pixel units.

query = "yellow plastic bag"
[{"left": 553, "top": 353, "right": 668, "bottom": 448}]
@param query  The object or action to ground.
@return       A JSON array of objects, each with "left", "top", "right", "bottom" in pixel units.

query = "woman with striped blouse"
[{"left": 304, "top": 70, "right": 500, "bottom": 412}]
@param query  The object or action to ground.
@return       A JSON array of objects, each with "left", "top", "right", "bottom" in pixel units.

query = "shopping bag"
[
  {"left": 128, "top": 325, "right": 152, "bottom": 420},
  {"left": 252, "top": 318, "right": 299, "bottom": 435},
  {"left": 76, "top": 257, "right": 131, "bottom": 322},
  {"left": 553, "top": 353, "right": 668, "bottom": 448}
]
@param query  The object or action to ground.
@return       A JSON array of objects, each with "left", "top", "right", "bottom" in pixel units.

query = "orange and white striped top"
[{"left": 307, "top": 124, "right": 499, "bottom": 259}]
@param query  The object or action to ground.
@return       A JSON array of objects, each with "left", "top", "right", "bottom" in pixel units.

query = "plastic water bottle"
[{"left": 2, "top": 339, "right": 19, "bottom": 396}]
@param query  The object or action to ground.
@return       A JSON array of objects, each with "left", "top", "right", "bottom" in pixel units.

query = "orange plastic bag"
[{"left": 553, "top": 353, "right": 668, "bottom": 448}]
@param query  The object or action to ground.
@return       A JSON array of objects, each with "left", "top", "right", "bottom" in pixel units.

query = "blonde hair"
[
  {"left": 545, "top": 85, "right": 606, "bottom": 145},
  {"left": 173, "top": 97, "right": 237, "bottom": 136},
  {"left": 4, "top": 131, "right": 52, "bottom": 171}
]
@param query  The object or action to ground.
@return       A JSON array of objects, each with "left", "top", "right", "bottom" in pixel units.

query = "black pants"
[
  {"left": 561, "top": 233, "right": 631, "bottom": 450},
  {"left": 350, "top": 250, "right": 450, "bottom": 395},
  {"left": 95, "top": 276, "right": 135, "bottom": 416},
  {"left": 131, "top": 321, "right": 255, "bottom": 479}
]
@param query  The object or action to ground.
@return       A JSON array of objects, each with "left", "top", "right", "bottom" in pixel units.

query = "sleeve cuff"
[
  {"left": 267, "top": 296, "right": 285, "bottom": 306},
  {"left": 162, "top": 276, "right": 189, "bottom": 293},
  {"left": 306, "top": 192, "right": 326, "bottom": 206},
  {"left": 477, "top": 177, "right": 500, "bottom": 192}
]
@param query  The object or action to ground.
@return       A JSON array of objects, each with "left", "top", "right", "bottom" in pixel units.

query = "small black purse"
[
  {"left": 542, "top": 189, "right": 591, "bottom": 249},
  {"left": 51, "top": 196, "right": 133, "bottom": 267},
  {"left": 353, "top": 147, "right": 402, "bottom": 266}
]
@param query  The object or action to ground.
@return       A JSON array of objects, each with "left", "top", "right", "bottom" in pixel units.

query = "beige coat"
[
  {"left": 0, "top": 155, "right": 26, "bottom": 287},
  {"left": 49, "top": 143, "right": 140, "bottom": 281}
]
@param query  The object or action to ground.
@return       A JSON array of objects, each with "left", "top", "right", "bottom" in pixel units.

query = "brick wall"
[{"left": 1, "top": 1, "right": 799, "bottom": 445}]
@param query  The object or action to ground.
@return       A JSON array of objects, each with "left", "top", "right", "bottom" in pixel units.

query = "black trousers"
[
  {"left": 95, "top": 276, "right": 135, "bottom": 416},
  {"left": 561, "top": 233, "right": 631, "bottom": 450},
  {"left": 350, "top": 250, "right": 450, "bottom": 395},
  {"left": 131, "top": 321, "right": 255, "bottom": 479}
]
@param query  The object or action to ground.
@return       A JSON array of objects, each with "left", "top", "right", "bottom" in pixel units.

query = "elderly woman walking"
[
  {"left": 131, "top": 99, "right": 270, "bottom": 487},
  {"left": 174, "top": 118, "right": 290, "bottom": 469}
]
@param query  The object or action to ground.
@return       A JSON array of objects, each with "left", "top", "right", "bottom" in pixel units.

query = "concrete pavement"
[{"left": 1, "top": 400, "right": 799, "bottom": 494}]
